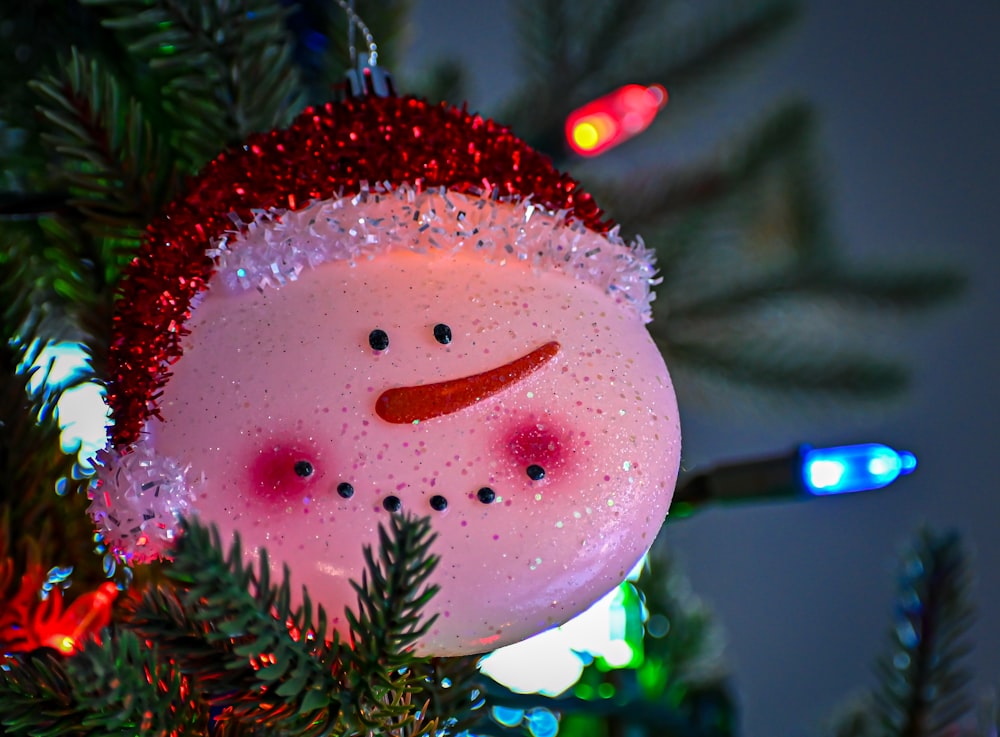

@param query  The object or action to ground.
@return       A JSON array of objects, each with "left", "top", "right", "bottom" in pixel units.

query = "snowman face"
[{"left": 146, "top": 202, "right": 680, "bottom": 656}]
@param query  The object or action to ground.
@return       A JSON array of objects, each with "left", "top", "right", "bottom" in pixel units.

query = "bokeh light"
[
  {"left": 480, "top": 562, "right": 643, "bottom": 696},
  {"left": 24, "top": 342, "right": 108, "bottom": 462}
]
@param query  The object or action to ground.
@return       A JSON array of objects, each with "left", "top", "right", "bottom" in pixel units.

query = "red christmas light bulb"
[{"left": 566, "top": 84, "right": 668, "bottom": 156}]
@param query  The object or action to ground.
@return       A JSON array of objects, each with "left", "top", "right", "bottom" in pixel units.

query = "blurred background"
[{"left": 403, "top": 2, "right": 999, "bottom": 735}]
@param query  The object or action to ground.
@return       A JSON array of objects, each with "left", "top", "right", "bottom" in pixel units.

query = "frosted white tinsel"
[
  {"left": 207, "top": 185, "right": 659, "bottom": 323},
  {"left": 88, "top": 440, "right": 202, "bottom": 563}
]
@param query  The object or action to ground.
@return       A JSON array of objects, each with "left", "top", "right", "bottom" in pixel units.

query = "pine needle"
[
  {"left": 872, "top": 530, "right": 974, "bottom": 737},
  {"left": 345, "top": 513, "right": 441, "bottom": 730},
  {"left": 29, "top": 47, "right": 180, "bottom": 245},
  {"left": 83, "top": 0, "right": 304, "bottom": 168}
]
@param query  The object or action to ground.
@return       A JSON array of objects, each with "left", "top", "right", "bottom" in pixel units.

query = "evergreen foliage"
[
  {"left": 81, "top": 0, "right": 304, "bottom": 168},
  {"left": 1, "top": 515, "right": 458, "bottom": 737},
  {"left": 872, "top": 530, "right": 974, "bottom": 737},
  {"left": 29, "top": 47, "right": 180, "bottom": 243},
  {"left": 498, "top": 0, "right": 962, "bottom": 402},
  {"left": 0, "top": 233, "right": 100, "bottom": 586},
  {"left": 824, "top": 530, "right": 975, "bottom": 737}
]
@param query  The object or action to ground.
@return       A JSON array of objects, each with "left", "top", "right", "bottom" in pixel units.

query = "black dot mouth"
[
  {"left": 369, "top": 328, "right": 389, "bottom": 351},
  {"left": 433, "top": 323, "right": 452, "bottom": 345},
  {"left": 336, "top": 485, "right": 504, "bottom": 511}
]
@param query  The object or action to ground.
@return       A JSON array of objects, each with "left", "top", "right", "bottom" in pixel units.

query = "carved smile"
[{"left": 375, "top": 341, "right": 561, "bottom": 424}]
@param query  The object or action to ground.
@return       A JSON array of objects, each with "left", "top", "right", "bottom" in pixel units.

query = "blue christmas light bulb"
[{"left": 801, "top": 443, "right": 917, "bottom": 495}]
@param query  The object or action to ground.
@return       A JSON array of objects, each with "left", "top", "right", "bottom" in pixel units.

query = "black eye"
[
  {"left": 383, "top": 495, "right": 402, "bottom": 512},
  {"left": 430, "top": 494, "right": 448, "bottom": 511},
  {"left": 526, "top": 465, "right": 546, "bottom": 481},
  {"left": 337, "top": 482, "right": 355, "bottom": 499},
  {"left": 477, "top": 487, "right": 496, "bottom": 504},
  {"left": 294, "top": 460, "right": 314, "bottom": 478},
  {"left": 369, "top": 329, "right": 389, "bottom": 351},
  {"left": 433, "top": 323, "right": 452, "bottom": 345}
]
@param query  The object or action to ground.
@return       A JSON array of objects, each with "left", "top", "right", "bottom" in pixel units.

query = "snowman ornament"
[{"left": 92, "top": 93, "right": 681, "bottom": 656}]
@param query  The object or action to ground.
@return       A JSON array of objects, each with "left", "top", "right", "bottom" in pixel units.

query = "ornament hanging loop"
[{"left": 336, "top": 0, "right": 395, "bottom": 97}]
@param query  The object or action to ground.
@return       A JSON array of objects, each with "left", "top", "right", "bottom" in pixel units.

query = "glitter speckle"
[
  {"left": 98, "top": 92, "right": 683, "bottom": 657},
  {"left": 108, "top": 95, "right": 617, "bottom": 447},
  {"left": 88, "top": 442, "right": 200, "bottom": 563}
]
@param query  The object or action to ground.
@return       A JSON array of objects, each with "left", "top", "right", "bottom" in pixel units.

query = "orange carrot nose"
[{"left": 375, "top": 341, "right": 561, "bottom": 424}]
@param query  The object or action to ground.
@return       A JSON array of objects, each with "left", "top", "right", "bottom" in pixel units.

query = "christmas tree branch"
[
  {"left": 665, "top": 269, "right": 966, "bottom": 321},
  {"left": 0, "top": 230, "right": 99, "bottom": 589},
  {"left": 408, "top": 655, "right": 487, "bottom": 735},
  {"left": 601, "top": 0, "right": 801, "bottom": 108},
  {"left": 665, "top": 336, "right": 909, "bottom": 398},
  {"left": 121, "top": 513, "right": 453, "bottom": 737},
  {"left": 501, "top": 0, "right": 800, "bottom": 157},
  {"left": 29, "top": 47, "right": 178, "bottom": 244},
  {"left": 0, "top": 4, "right": 126, "bottom": 180},
  {"left": 0, "top": 650, "right": 88, "bottom": 737},
  {"left": 69, "top": 631, "right": 205, "bottom": 735},
  {"left": 592, "top": 102, "right": 817, "bottom": 232},
  {"left": 0, "top": 633, "right": 207, "bottom": 736},
  {"left": 83, "top": 0, "right": 304, "bottom": 167},
  {"left": 873, "top": 530, "right": 974, "bottom": 737},
  {"left": 345, "top": 513, "right": 441, "bottom": 731},
  {"left": 146, "top": 518, "right": 346, "bottom": 736}
]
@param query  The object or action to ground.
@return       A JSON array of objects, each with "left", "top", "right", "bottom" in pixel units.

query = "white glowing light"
[
  {"left": 805, "top": 459, "right": 845, "bottom": 490},
  {"left": 25, "top": 343, "right": 108, "bottom": 461},
  {"left": 480, "top": 560, "right": 643, "bottom": 696}
]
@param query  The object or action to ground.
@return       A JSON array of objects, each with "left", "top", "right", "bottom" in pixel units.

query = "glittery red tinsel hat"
[{"left": 108, "top": 94, "right": 614, "bottom": 448}]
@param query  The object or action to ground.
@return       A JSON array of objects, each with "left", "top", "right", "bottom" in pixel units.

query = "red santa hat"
[{"left": 107, "top": 94, "right": 655, "bottom": 448}]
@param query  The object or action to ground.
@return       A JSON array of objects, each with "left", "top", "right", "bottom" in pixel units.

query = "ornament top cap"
[{"left": 108, "top": 94, "right": 651, "bottom": 447}]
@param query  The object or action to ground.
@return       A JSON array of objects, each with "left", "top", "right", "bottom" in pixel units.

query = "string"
[{"left": 334, "top": 0, "right": 378, "bottom": 67}]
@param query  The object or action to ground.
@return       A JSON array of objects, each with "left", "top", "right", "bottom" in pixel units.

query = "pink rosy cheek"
[
  {"left": 504, "top": 421, "right": 570, "bottom": 479},
  {"left": 249, "top": 440, "right": 324, "bottom": 504}
]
